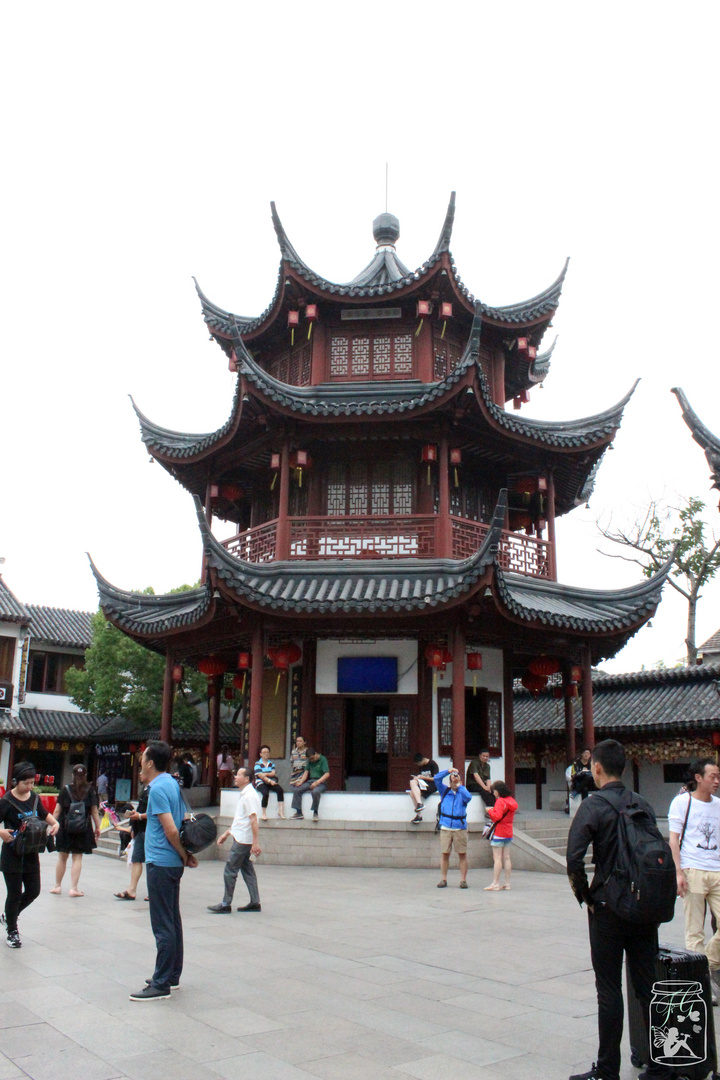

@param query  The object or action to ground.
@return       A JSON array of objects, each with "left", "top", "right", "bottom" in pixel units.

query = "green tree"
[
  {"left": 66, "top": 592, "right": 207, "bottom": 730},
  {"left": 598, "top": 496, "right": 720, "bottom": 664}
]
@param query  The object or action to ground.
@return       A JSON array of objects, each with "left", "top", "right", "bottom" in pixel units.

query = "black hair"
[
  {"left": 143, "top": 741, "right": 172, "bottom": 773},
  {"left": 71, "top": 763, "right": 90, "bottom": 799},
  {"left": 413, "top": 752, "right": 425, "bottom": 764},
  {"left": 260, "top": 744, "right": 271, "bottom": 752},
  {"left": 491, "top": 780, "right": 512, "bottom": 798},
  {"left": 12, "top": 761, "right": 36, "bottom": 785},
  {"left": 687, "top": 757, "right": 717, "bottom": 791},
  {"left": 306, "top": 747, "right": 317, "bottom": 757},
  {"left": 478, "top": 749, "right": 489, "bottom": 756},
  {"left": 591, "top": 739, "right": 625, "bottom": 778}
]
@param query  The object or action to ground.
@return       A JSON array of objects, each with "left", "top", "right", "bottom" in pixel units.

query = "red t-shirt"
[{"left": 488, "top": 796, "right": 518, "bottom": 838}]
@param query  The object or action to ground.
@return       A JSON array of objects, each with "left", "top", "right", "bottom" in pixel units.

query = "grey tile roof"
[
  {"left": 200, "top": 493, "right": 506, "bottom": 615},
  {"left": 699, "top": 628, "right": 720, "bottom": 655},
  {"left": 17, "top": 709, "right": 106, "bottom": 740},
  {"left": 673, "top": 387, "right": 720, "bottom": 494},
  {"left": 25, "top": 605, "right": 94, "bottom": 649},
  {"left": 0, "top": 577, "right": 30, "bottom": 625},
  {"left": 95, "top": 715, "right": 245, "bottom": 743},
  {"left": 495, "top": 560, "right": 670, "bottom": 635},
  {"left": 514, "top": 663, "right": 720, "bottom": 735},
  {"left": 89, "top": 559, "right": 213, "bottom": 638},
  {"left": 194, "top": 194, "right": 567, "bottom": 341}
]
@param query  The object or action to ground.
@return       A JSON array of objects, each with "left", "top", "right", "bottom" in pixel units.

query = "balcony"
[{"left": 221, "top": 514, "right": 553, "bottom": 579}]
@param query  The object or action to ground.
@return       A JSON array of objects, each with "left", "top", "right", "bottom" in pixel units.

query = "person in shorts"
[
  {"left": 114, "top": 785, "right": 149, "bottom": 901},
  {"left": 409, "top": 753, "right": 439, "bottom": 824},
  {"left": 435, "top": 767, "right": 472, "bottom": 888},
  {"left": 484, "top": 780, "right": 518, "bottom": 891}
]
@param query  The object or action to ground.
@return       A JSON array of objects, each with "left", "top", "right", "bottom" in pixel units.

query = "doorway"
[{"left": 316, "top": 696, "right": 417, "bottom": 791}]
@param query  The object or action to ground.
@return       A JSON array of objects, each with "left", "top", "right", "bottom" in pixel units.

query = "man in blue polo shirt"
[{"left": 129, "top": 741, "right": 197, "bottom": 1002}]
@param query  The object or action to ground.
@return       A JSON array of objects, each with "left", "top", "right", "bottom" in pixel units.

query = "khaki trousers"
[{"left": 683, "top": 866, "right": 720, "bottom": 970}]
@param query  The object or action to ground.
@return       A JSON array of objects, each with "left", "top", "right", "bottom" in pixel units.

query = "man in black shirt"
[
  {"left": 566, "top": 739, "right": 672, "bottom": 1080},
  {"left": 409, "top": 753, "right": 438, "bottom": 824}
]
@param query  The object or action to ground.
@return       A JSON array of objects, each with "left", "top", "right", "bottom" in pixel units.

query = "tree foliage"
[
  {"left": 598, "top": 496, "right": 720, "bottom": 664},
  {"left": 65, "top": 590, "right": 207, "bottom": 730}
]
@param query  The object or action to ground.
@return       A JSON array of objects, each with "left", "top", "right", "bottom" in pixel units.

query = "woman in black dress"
[
  {"left": 0, "top": 761, "right": 59, "bottom": 947},
  {"left": 50, "top": 764, "right": 101, "bottom": 897}
]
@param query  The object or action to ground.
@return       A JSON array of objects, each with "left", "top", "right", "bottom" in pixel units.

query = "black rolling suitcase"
[{"left": 626, "top": 945, "right": 719, "bottom": 1078}]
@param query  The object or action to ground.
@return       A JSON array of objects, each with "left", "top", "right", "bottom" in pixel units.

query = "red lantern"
[
  {"left": 516, "top": 337, "right": 529, "bottom": 358},
  {"left": 219, "top": 483, "right": 244, "bottom": 501},
  {"left": 513, "top": 396, "right": 522, "bottom": 410},
  {"left": 288, "top": 309, "right": 299, "bottom": 345},
  {"left": 209, "top": 484, "right": 219, "bottom": 498},
  {"left": 233, "top": 673, "right": 248, "bottom": 693},
  {"left": 172, "top": 664, "right": 184, "bottom": 683},
  {"left": 417, "top": 300, "right": 431, "bottom": 317},
  {"left": 421, "top": 444, "right": 437, "bottom": 486},
  {"left": 522, "top": 673, "right": 548, "bottom": 699},
  {"left": 267, "top": 643, "right": 301, "bottom": 695},
  {"left": 450, "top": 447, "right": 462, "bottom": 488},
  {"left": 224, "top": 687, "right": 235, "bottom": 700},
  {"left": 197, "top": 657, "right": 228, "bottom": 678},
  {"left": 305, "top": 303, "right": 318, "bottom": 340},
  {"left": 570, "top": 665, "right": 583, "bottom": 684},
  {"left": 527, "top": 345, "right": 537, "bottom": 361},
  {"left": 528, "top": 657, "right": 561, "bottom": 678},
  {"left": 270, "top": 452, "right": 281, "bottom": 490},
  {"left": 467, "top": 651, "right": 483, "bottom": 695},
  {"left": 289, "top": 450, "right": 312, "bottom": 487},
  {"left": 129, "top": 743, "right": 138, "bottom": 753},
  {"left": 713, "top": 733, "right": 720, "bottom": 748},
  {"left": 237, "top": 652, "right": 253, "bottom": 670}
]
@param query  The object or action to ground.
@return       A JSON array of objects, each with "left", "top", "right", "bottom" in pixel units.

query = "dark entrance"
[{"left": 316, "top": 696, "right": 417, "bottom": 792}]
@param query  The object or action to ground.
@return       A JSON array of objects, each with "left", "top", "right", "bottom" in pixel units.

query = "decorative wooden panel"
[
  {"left": 329, "top": 330, "right": 415, "bottom": 380},
  {"left": 316, "top": 696, "right": 345, "bottom": 790},
  {"left": 330, "top": 336, "right": 349, "bottom": 377},
  {"left": 486, "top": 691, "right": 502, "bottom": 757},
  {"left": 388, "top": 698, "right": 417, "bottom": 792},
  {"left": 438, "top": 688, "right": 453, "bottom": 755}
]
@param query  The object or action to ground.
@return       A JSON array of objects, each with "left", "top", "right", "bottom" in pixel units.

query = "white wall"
[{"left": 316, "top": 639, "right": 418, "bottom": 695}]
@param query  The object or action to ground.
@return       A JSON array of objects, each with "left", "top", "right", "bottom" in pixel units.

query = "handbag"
[
  {"left": 482, "top": 806, "right": 509, "bottom": 841},
  {"left": 178, "top": 788, "right": 217, "bottom": 854}
]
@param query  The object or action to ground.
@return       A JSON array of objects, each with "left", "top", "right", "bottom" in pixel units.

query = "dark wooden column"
[
  {"left": 451, "top": 626, "right": 466, "bottom": 770},
  {"left": 438, "top": 436, "right": 453, "bottom": 558},
  {"left": 494, "top": 347, "right": 506, "bottom": 407},
  {"left": 546, "top": 470, "right": 557, "bottom": 580},
  {"left": 160, "top": 651, "right": 174, "bottom": 744},
  {"left": 503, "top": 652, "right": 515, "bottom": 790},
  {"left": 248, "top": 621, "right": 264, "bottom": 767},
  {"left": 563, "top": 665, "right": 576, "bottom": 765},
  {"left": 209, "top": 674, "right": 221, "bottom": 805},
  {"left": 581, "top": 644, "right": 595, "bottom": 750},
  {"left": 300, "top": 637, "right": 317, "bottom": 746},
  {"left": 276, "top": 439, "right": 291, "bottom": 560},
  {"left": 534, "top": 742, "right": 543, "bottom": 810}
]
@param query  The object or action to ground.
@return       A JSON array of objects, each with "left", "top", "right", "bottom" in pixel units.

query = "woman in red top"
[{"left": 484, "top": 781, "right": 518, "bottom": 891}]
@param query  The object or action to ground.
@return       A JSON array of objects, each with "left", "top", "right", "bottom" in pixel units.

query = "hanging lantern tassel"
[
  {"left": 454, "top": 467, "right": 459, "bottom": 488},
  {"left": 288, "top": 310, "right": 300, "bottom": 346},
  {"left": 432, "top": 670, "right": 437, "bottom": 693},
  {"left": 271, "top": 473, "right": 277, "bottom": 490},
  {"left": 275, "top": 672, "right": 282, "bottom": 696},
  {"left": 450, "top": 448, "right": 461, "bottom": 490}
]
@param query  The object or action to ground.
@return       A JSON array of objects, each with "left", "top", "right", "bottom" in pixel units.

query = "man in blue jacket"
[{"left": 435, "top": 768, "right": 472, "bottom": 889}]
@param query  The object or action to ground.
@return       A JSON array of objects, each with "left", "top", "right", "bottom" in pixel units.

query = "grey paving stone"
[{"left": 7, "top": 1047, "right": 122, "bottom": 1080}]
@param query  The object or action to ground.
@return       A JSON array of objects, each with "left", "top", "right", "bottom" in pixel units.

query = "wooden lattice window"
[
  {"left": 375, "top": 711, "right": 389, "bottom": 753},
  {"left": 450, "top": 480, "right": 492, "bottom": 523},
  {"left": 391, "top": 704, "right": 411, "bottom": 756},
  {"left": 326, "top": 458, "right": 414, "bottom": 517},
  {"left": 329, "top": 331, "right": 415, "bottom": 380},
  {"left": 267, "top": 344, "right": 312, "bottom": 386},
  {"left": 433, "top": 334, "right": 463, "bottom": 380},
  {"left": 321, "top": 703, "right": 343, "bottom": 757}
]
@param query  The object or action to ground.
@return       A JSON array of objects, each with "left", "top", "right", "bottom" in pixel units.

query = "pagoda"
[{"left": 91, "top": 193, "right": 671, "bottom": 799}]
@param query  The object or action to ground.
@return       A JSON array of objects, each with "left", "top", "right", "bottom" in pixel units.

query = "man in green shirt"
[
  {"left": 290, "top": 749, "right": 330, "bottom": 821},
  {"left": 466, "top": 750, "right": 495, "bottom": 809}
]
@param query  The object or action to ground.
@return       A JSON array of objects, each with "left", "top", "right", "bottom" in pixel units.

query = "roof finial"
[{"left": 373, "top": 211, "right": 400, "bottom": 248}]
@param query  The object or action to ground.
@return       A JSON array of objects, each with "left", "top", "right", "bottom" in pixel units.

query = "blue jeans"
[
  {"left": 146, "top": 862, "right": 184, "bottom": 990},
  {"left": 291, "top": 782, "right": 327, "bottom": 814},
  {"left": 223, "top": 841, "right": 259, "bottom": 906}
]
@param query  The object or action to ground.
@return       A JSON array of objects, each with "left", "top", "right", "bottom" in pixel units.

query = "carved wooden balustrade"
[{"left": 221, "top": 514, "right": 553, "bottom": 579}]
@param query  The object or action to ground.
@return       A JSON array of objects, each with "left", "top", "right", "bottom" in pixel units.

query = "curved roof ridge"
[
  {"left": 431, "top": 191, "right": 456, "bottom": 258},
  {"left": 89, "top": 555, "right": 214, "bottom": 637},
  {"left": 590, "top": 662, "right": 720, "bottom": 687},
  {"left": 494, "top": 553, "right": 672, "bottom": 634},
  {"left": 672, "top": 387, "right": 720, "bottom": 492},
  {"left": 528, "top": 335, "right": 557, "bottom": 384},
  {"left": 270, "top": 201, "right": 308, "bottom": 267},
  {"left": 482, "top": 259, "right": 569, "bottom": 322},
  {"left": 131, "top": 381, "right": 244, "bottom": 459},
  {"left": 349, "top": 248, "right": 411, "bottom": 287}
]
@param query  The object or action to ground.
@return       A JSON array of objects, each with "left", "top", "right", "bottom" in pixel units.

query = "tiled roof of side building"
[
  {"left": 17, "top": 709, "right": 107, "bottom": 740},
  {"left": 94, "top": 715, "right": 247, "bottom": 742},
  {"left": 25, "top": 605, "right": 94, "bottom": 649},
  {"left": 0, "top": 577, "right": 30, "bottom": 625},
  {"left": 672, "top": 387, "right": 720, "bottom": 493},
  {"left": 699, "top": 628, "right": 720, "bottom": 654},
  {"left": 514, "top": 663, "right": 720, "bottom": 735}
]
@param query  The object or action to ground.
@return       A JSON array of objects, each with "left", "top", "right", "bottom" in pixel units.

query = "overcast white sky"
[{"left": 2, "top": 3, "right": 719, "bottom": 673}]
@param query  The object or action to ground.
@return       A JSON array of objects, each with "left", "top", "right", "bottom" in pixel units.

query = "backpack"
[
  {"left": 64, "top": 786, "right": 88, "bottom": 833},
  {"left": 14, "top": 796, "right": 48, "bottom": 855},
  {"left": 595, "top": 789, "right": 677, "bottom": 925}
]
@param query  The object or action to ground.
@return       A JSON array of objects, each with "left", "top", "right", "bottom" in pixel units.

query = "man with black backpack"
[{"left": 566, "top": 739, "right": 676, "bottom": 1080}]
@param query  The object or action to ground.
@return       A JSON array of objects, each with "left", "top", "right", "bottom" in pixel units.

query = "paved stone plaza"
[{"left": 0, "top": 851, "right": 694, "bottom": 1080}]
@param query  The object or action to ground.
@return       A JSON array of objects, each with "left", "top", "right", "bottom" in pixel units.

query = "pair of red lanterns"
[
  {"left": 287, "top": 304, "right": 318, "bottom": 345},
  {"left": 416, "top": 300, "right": 453, "bottom": 338},
  {"left": 420, "top": 445, "right": 462, "bottom": 486},
  {"left": 270, "top": 450, "right": 312, "bottom": 489},
  {"left": 195, "top": 645, "right": 301, "bottom": 698},
  {"left": 424, "top": 645, "right": 483, "bottom": 692}
]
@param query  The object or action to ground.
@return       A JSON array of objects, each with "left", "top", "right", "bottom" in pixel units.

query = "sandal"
[
  {"left": 459, "top": 881, "right": 468, "bottom": 889},
  {"left": 114, "top": 891, "right": 136, "bottom": 900},
  {"left": 501, "top": 884, "right": 511, "bottom": 890},
  {"left": 437, "top": 880, "right": 448, "bottom": 888},
  {"left": 483, "top": 883, "right": 501, "bottom": 891}
]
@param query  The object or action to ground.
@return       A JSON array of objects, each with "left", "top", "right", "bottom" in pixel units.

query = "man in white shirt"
[
  {"left": 668, "top": 757, "right": 720, "bottom": 986},
  {"left": 207, "top": 767, "right": 262, "bottom": 913}
]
